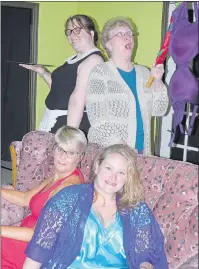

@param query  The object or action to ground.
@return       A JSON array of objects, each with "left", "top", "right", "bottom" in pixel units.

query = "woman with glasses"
[
  {"left": 20, "top": 15, "right": 104, "bottom": 134},
  {"left": 23, "top": 144, "right": 168, "bottom": 269},
  {"left": 1, "top": 126, "right": 87, "bottom": 269},
  {"left": 84, "top": 17, "right": 168, "bottom": 155}
]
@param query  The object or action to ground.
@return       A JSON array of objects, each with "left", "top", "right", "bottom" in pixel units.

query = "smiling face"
[
  {"left": 66, "top": 19, "right": 94, "bottom": 54},
  {"left": 106, "top": 25, "right": 134, "bottom": 59},
  {"left": 53, "top": 142, "right": 82, "bottom": 177},
  {"left": 94, "top": 153, "right": 128, "bottom": 195}
]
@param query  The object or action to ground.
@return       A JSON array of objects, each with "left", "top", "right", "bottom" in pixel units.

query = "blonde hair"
[
  {"left": 55, "top": 126, "right": 87, "bottom": 154},
  {"left": 91, "top": 144, "right": 144, "bottom": 212},
  {"left": 101, "top": 17, "right": 134, "bottom": 55}
]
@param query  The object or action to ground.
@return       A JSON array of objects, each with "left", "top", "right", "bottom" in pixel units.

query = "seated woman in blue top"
[{"left": 23, "top": 144, "right": 168, "bottom": 269}]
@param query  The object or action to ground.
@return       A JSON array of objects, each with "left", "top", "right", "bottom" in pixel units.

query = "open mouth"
[
  {"left": 125, "top": 43, "right": 132, "bottom": 50},
  {"left": 105, "top": 180, "right": 117, "bottom": 187}
]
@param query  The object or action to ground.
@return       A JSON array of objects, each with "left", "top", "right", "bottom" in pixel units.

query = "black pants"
[{"left": 50, "top": 112, "right": 90, "bottom": 137}]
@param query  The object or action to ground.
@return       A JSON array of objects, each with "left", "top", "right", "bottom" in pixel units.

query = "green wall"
[
  {"left": 36, "top": 1, "right": 163, "bottom": 127},
  {"left": 36, "top": 2, "right": 77, "bottom": 126},
  {"left": 77, "top": 2, "right": 163, "bottom": 66}
]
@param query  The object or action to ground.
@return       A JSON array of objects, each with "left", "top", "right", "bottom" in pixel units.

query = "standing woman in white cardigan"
[{"left": 67, "top": 17, "right": 169, "bottom": 155}]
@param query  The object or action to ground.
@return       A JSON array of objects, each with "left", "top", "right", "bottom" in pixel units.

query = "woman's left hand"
[{"left": 150, "top": 63, "right": 164, "bottom": 81}]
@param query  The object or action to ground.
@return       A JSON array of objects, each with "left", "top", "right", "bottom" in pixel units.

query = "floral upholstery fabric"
[
  {"left": 1, "top": 185, "right": 25, "bottom": 226},
  {"left": 136, "top": 155, "right": 167, "bottom": 210},
  {"left": 178, "top": 253, "right": 198, "bottom": 268},
  {"left": 136, "top": 155, "right": 198, "bottom": 269},
  {"left": 1, "top": 131, "right": 55, "bottom": 226},
  {"left": 1, "top": 131, "right": 198, "bottom": 269},
  {"left": 15, "top": 131, "right": 55, "bottom": 192},
  {"left": 79, "top": 143, "right": 102, "bottom": 181}
]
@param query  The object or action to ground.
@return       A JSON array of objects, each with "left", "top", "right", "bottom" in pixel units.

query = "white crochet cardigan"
[{"left": 86, "top": 60, "right": 169, "bottom": 155}]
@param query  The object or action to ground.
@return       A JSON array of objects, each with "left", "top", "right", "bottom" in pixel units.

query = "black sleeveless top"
[{"left": 45, "top": 50, "right": 103, "bottom": 110}]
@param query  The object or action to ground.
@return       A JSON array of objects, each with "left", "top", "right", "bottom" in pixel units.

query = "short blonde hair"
[
  {"left": 91, "top": 144, "right": 144, "bottom": 212},
  {"left": 101, "top": 17, "right": 134, "bottom": 53},
  {"left": 55, "top": 126, "right": 87, "bottom": 154}
]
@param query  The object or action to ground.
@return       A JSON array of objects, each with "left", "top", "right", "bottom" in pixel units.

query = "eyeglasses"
[
  {"left": 65, "top": 27, "right": 82, "bottom": 36},
  {"left": 54, "top": 144, "right": 79, "bottom": 159},
  {"left": 108, "top": 31, "right": 135, "bottom": 41}
]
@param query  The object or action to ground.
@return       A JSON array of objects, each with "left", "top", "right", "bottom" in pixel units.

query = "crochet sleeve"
[
  {"left": 151, "top": 80, "right": 169, "bottom": 117},
  {"left": 133, "top": 203, "right": 168, "bottom": 269},
  {"left": 86, "top": 64, "right": 107, "bottom": 96},
  {"left": 141, "top": 66, "right": 169, "bottom": 116},
  {"left": 25, "top": 187, "right": 78, "bottom": 264}
]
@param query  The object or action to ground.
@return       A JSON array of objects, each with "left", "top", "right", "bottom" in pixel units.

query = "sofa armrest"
[
  {"left": 9, "top": 141, "right": 22, "bottom": 189},
  {"left": 1, "top": 184, "right": 26, "bottom": 226}
]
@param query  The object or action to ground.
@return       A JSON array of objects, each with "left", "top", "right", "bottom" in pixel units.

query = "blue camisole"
[{"left": 68, "top": 208, "right": 128, "bottom": 269}]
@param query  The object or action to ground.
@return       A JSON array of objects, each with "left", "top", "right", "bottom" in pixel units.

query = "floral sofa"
[{"left": 1, "top": 131, "right": 198, "bottom": 269}]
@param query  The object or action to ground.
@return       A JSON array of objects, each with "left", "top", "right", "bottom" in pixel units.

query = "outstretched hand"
[{"left": 19, "top": 64, "right": 46, "bottom": 75}]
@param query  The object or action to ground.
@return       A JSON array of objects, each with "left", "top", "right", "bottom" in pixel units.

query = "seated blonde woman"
[
  {"left": 23, "top": 144, "right": 168, "bottom": 269},
  {"left": 1, "top": 126, "right": 87, "bottom": 269}
]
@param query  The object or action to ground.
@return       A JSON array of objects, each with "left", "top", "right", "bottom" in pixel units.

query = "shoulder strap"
[
  {"left": 194, "top": 2, "right": 198, "bottom": 22},
  {"left": 82, "top": 50, "right": 104, "bottom": 61},
  {"left": 76, "top": 168, "right": 85, "bottom": 183}
]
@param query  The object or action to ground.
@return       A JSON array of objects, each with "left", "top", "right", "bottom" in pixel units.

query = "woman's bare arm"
[
  {"left": 2, "top": 225, "right": 35, "bottom": 242},
  {"left": 67, "top": 54, "right": 104, "bottom": 127},
  {"left": 23, "top": 257, "right": 41, "bottom": 269},
  {"left": 2, "top": 178, "right": 50, "bottom": 207}
]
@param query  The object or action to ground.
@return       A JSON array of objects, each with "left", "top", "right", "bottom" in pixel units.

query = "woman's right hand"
[
  {"left": 19, "top": 64, "right": 46, "bottom": 76},
  {"left": 19, "top": 64, "right": 52, "bottom": 88}
]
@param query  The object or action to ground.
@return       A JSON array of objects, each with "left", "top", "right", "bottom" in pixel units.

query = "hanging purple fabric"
[{"left": 168, "top": 2, "right": 199, "bottom": 147}]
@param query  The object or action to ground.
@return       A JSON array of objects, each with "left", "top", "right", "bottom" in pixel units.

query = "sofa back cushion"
[
  {"left": 79, "top": 143, "right": 102, "bottom": 181},
  {"left": 137, "top": 155, "right": 167, "bottom": 210},
  {"left": 16, "top": 131, "right": 55, "bottom": 192}
]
